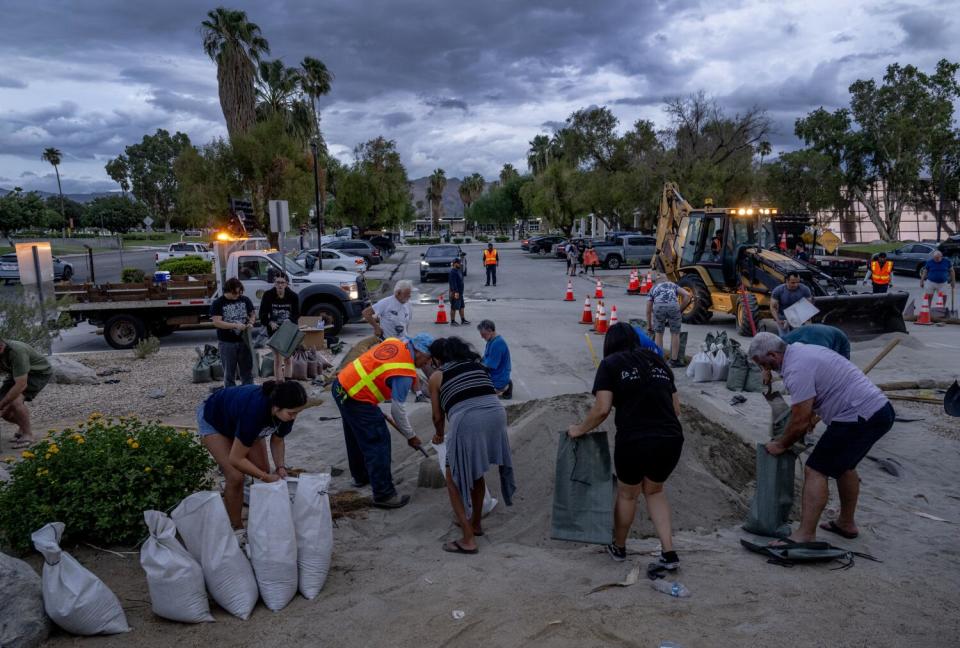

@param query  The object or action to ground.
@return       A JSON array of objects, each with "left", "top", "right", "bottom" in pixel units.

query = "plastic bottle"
[{"left": 650, "top": 579, "right": 691, "bottom": 598}]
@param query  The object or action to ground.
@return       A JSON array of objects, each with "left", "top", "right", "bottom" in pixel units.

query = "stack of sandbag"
[
  {"left": 686, "top": 345, "right": 713, "bottom": 382},
  {"left": 140, "top": 510, "right": 213, "bottom": 623},
  {"left": 171, "top": 492, "right": 259, "bottom": 620},
  {"left": 292, "top": 473, "right": 334, "bottom": 599},
  {"left": 726, "top": 349, "right": 765, "bottom": 392},
  {"left": 30, "top": 522, "right": 130, "bottom": 636},
  {"left": 192, "top": 345, "right": 223, "bottom": 383},
  {"left": 248, "top": 480, "right": 298, "bottom": 611}
]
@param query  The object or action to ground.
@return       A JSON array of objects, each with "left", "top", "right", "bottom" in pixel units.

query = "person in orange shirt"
[
  {"left": 483, "top": 243, "right": 499, "bottom": 286},
  {"left": 864, "top": 252, "right": 893, "bottom": 294},
  {"left": 582, "top": 243, "right": 600, "bottom": 276}
]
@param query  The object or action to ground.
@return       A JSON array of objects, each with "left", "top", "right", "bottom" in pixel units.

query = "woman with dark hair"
[
  {"left": 428, "top": 337, "right": 515, "bottom": 555},
  {"left": 568, "top": 322, "right": 684, "bottom": 569},
  {"left": 210, "top": 277, "right": 256, "bottom": 386},
  {"left": 196, "top": 380, "right": 308, "bottom": 530},
  {"left": 258, "top": 272, "right": 300, "bottom": 381}
]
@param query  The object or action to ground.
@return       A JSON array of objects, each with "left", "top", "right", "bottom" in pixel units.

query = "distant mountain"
[
  {"left": 408, "top": 176, "right": 467, "bottom": 220},
  {"left": 0, "top": 187, "right": 117, "bottom": 203}
]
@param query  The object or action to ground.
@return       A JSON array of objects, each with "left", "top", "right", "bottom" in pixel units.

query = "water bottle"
[{"left": 650, "top": 579, "right": 691, "bottom": 598}]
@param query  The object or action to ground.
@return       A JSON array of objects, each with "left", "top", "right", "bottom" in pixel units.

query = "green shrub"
[
  {"left": 121, "top": 268, "right": 146, "bottom": 283},
  {"left": 494, "top": 236, "right": 510, "bottom": 243},
  {"left": 0, "top": 415, "right": 215, "bottom": 553},
  {"left": 0, "top": 289, "right": 72, "bottom": 354},
  {"left": 465, "top": 237, "right": 472, "bottom": 243},
  {"left": 411, "top": 237, "right": 441, "bottom": 245},
  {"left": 133, "top": 336, "right": 160, "bottom": 359},
  {"left": 476, "top": 235, "right": 490, "bottom": 243},
  {"left": 157, "top": 255, "right": 212, "bottom": 275},
  {"left": 453, "top": 237, "right": 464, "bottom": 244}
]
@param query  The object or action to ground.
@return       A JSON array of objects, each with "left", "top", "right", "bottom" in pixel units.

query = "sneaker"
[
  {"left": 461, "top": 319, "right": 471, "bottom": 325},
  {"left": 659, "top": 550, "right": 679, "bottom": 570},
  {"left": 450, "top": 321, "right": 460, "bottom": 326},
  {"left": 606, "top": 543, "right": 627, "bottom": 562},
  {"left": 415, "top": 393, "right": 430, "bottom": 403},
  {"left": 373, "top": 493, "right": 410, "bottom": 509},
  {"left": 669, "top": 359, "right": 685, "bottom": 368},
  {"left": 351, "top": 479, "right": 370, "bottom": 489}
]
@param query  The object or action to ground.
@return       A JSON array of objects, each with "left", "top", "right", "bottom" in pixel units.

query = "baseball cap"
[{"left": 409, "top": 333, "right": 434, "bottom": 354}]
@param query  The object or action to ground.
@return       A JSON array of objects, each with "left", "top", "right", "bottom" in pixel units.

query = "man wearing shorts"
[
  {"left": 920, "top": 250, "right": 955, "bottom": 304},
  {"left": 749, "top": 333, "right": 895, "bottom": 543},
  {"left": 645, "top": 275, "right": 691, "bottom": 368},
  {"left": 0, "top": 338, "right": 52, "bottom": 448},
  {"left": 447, "top": 258, "right": 469, "bottom": 326}
]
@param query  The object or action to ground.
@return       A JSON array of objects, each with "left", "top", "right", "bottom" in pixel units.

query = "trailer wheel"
[
  {"left": 736, "top": 292, "right": 763, "bottom": 337},
  {"left": 104, "top": 314, "right": 146, "bottom": 349},
  {"left": 678, "top": 275, "right": 712, "bottom": 324},
  {"left": 305, "top": 302, "right": 344, "bottom": 336}
]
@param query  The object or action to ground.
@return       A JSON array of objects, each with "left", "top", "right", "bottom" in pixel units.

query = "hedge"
[
  {"left": 121, "top": 268, "right": 146, "bottom": 283},
  {"left": 156, "top": 255, "right": 213, "bottom": 275}
]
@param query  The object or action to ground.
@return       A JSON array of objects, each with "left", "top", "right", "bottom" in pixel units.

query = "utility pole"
[{"left": 310, "top": 140, "right": 323, "bottom": 270}]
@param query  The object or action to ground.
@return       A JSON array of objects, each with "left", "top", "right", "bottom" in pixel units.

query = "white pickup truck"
[
  {"left": 155, "top": 242, "right": 216, "bottom": 265},
  {"left": 58, "top": 244, "right": 370, "bottom": 349}
]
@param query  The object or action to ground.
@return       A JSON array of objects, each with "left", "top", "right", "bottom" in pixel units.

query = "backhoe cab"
[{"left": 652, "top": 183, "right": 907, "bottom": 340}]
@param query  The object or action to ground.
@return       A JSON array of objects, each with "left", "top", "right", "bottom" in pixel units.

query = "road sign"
[
  {"left": 269, "top": 200, "right": 290, "bottom": 233},
  {"left": 819, "top": 230, "right": 841, "bottom": 254},
  {"left": 142, "top": 216, "right": 154, "bottom": 232}
]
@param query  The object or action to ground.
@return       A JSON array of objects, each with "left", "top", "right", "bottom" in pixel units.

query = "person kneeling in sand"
[
  {"left": 749, "top": 333, "right": 895, "bottom": 543},
  {"left": 196, "top": 380, "right": 308, "bottom": 532},
  {"left": 428, "top": 337, "right": 515, "bottom": 554},
  {"left": 568, "top": 323, "right": 684, "bottom": 570}
]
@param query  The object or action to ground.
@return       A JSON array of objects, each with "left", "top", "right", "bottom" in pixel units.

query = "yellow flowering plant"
[{"left": 0, "top": 415, "right": 215, "bottom": 553}]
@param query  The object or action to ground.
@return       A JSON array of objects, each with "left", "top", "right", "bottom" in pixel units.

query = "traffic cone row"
[
  {"left": 564, "top": 279, "right": 575, "bottom": 301},
  {"left": 627, "top": 270, "right": 641, "bottom": 294},
  {"left": 595, "top": 280, "right": 604, "bottom": 299},
  {"left": 593, "top": 301, "right": 609, "bottom": 335},
  {"left": 914, "top": 295, "right": 932, "bottom": 325},
  {"left": 434, "top": 294, "right": 448, "bottom": 324},
  {"left": 640, "top": 272, "right": 653, "bottom": 295},
  {"left": 579, "top": 296, "right": 593, "bottom": 325},
  {"left": 609, "top": 304, "right": 619, "bottom": 326}
]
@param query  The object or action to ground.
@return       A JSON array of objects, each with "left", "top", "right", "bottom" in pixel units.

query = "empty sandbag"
[
  {"left": 31, "top": 522, "right": 130, "bottom": 636},
  {"left": 292, "top": 473, "right": 334, "bottom": 599},
  {"left": 248, "top": 480, "right": 298, "bottom": 611},
  {"left": 140, "top": 510, "right": 213, "bottom": 623},
  {"left": 170, "top": 491, "right": 258, "bottom": 620}
]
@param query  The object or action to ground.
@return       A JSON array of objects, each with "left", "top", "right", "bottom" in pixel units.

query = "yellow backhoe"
[{"left": 651, "top": 182, "right": 907, "bottom": 339}]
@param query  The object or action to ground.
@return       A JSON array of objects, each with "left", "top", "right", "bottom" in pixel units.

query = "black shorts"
[
  {"left": 1, "top": 373, "right": 50, "bottom": 402},
  {"left": 614, "top": 435, "right": 684, "bottom": 485},
  {"left": 806, "top": 402, "right": 895, "bottom": 478},
  {"left": 449, "top": 296, "right": 465, "bottom": 310}
]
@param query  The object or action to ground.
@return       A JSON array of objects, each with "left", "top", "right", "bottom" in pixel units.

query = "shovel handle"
[{"left": 861, "top": 338, "right": 901, "bottom": 376}]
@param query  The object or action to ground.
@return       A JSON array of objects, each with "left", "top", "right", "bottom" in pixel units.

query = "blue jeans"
[
  {"left": 332, "top": 380, "right": 396, "bottom": 502},
  {"left": 219, "top": 340, "right": 253, "bottom": 387}
]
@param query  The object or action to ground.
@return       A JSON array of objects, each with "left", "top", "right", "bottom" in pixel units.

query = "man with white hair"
[
  {"left": 362, "top": 279, "right": 430, "bottom": 402},
  {"left": 749, "top": 332, "right": 895, "bottom": 543},
  {"left": 920, "top": 250, "right": 955, "bottom": 303}
]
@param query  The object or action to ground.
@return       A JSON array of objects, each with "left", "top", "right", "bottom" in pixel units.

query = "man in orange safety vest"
[
  {"left": 865, "top": 252, "right": 893, "bottom": 294},
  {"left": 483, "top": 243, "right": 499, "bottom": 287}
]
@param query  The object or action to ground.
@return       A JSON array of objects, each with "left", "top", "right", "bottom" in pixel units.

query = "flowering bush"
[{"left": 0, "top": 414, "right": 215, "bottom": 553}]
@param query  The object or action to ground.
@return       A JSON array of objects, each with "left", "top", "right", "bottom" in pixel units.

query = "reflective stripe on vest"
[
  {"left": 346, "top": 359, "right": 416, "bottom": 401},
  {"left": 336, "top": 338, "right": 417, "bottom": 404},
  {"left": 483, "top": 249, "right": 498, "bottom": 265},
  {"left": 871, "top": 260, "right": 892, "bottom": 284}
]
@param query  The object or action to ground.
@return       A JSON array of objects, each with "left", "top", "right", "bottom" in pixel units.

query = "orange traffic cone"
[
  {"left": 609, "top": 304, "right": 619, "bottom": 326},
  {"left": 915, "top": 295, "right": 932, "bottom": 325},
  {"left": 593, "top": 302, "right": 609, "bottom": 335},
  {"left": 579, "top": 296, "right": 593, "bottom": 325},
  {"left": 435, "top": 294, "right": 449, "bottom": 324},
  {"left": 627, "top": 271, "right": 640, "bottom": 293},
  {"left": 640, "top": 272, "right": 652, "bottom": 295},
  {"left": 934, "top": 291, "right": 946, "bottom": 311},
  {"left": 564, "top": 279, "right": 575, "bottom": 301},
  {"left": 595, "top": 280, "right": 604, "bottom": 299}
]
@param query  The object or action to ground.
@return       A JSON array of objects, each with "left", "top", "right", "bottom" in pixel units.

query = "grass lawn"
[
  {"left": 839, "top": 241, "right": 904, "bottom": 255},
  {"left": 364, "top": 278, "right": 383, "bottom": 294},
  {"left": 122, "top": 233, "right": 204, "bottom": 245}
]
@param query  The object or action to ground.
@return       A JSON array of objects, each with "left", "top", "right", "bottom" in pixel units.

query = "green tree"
[
  {"left": 763, "top": 149, "right": 843, "bottom": 214},
  {"left": 298, "top": 56, "right": 334, "bottom": 228},
  {"left": 108, "top": 129, "right": 191, "bottom": 231},
  {"left": 104, "top": 156, "right": 130, "bottom": 195},
  {"left": 328, "top": 136, "right": 413, "bottom": 231},
  {"left": 41, "top": 147, "right": 66, "bottom": 230},
  {"left": 201, "top": 7, "right": 270, "bottom": 138},
  {"left": 84, "top": 196, "right": 150, "bottom": 234},
  {"left": 521, "top": 163, "right": 579, "bottom": 235},
  {"left": 427, "top": 168, "right": 447, "bottom": 229},
  {"left": 172, "top": 141, "right": 234, "bottom": 229},
  {"left": 255, "top": 59, "right": 313, "bottom": 144},
  {"left": 499, "top": 164, "right": 519, "bottom": 186},
  {"left": 44, "top": 196, "right": 83, "bottom": 231}
]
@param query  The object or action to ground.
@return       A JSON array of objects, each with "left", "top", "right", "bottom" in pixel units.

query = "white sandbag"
[
  {"left": 248, "top": 480, "right": 298, "bottom": 611},
  {"left": 711, "top": 348, "right": 729, "bottom": 381},
  {"left": 432, "top": 441, "right": 498, "bottom": 516},
  {"left": 292, "top": 473, "right": 334, "bottom": 599},
  {"left": 170, "top": 491, "right": 258, "bottom": 620},
  {"left": 140, "top": 510, "right": 213, "bottom": 623},
  {"left": 689, "top": 350, "right": 712, "bottom": 382},
  {"left": 30, "top": 522, "right": 130, "bottom": 636}
]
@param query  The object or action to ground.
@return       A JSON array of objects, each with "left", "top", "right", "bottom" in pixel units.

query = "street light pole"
[{"left": 310, "top": 140, "right": 323, "bottom": 270}]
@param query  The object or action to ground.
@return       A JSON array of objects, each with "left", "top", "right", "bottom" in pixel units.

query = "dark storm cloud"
[
  {"left": 0, "top": 74, "right": 27, "bottom": 89},
  {"left": 897, "top": 10, "right": 951, "bottom": 49},
  {"left": 146, "top": 89, "right": 222, "bottom": 122},
  {"left": 611, "top": 96, "right": 664, "bottom": 107},
  {"left": 423, "top": 97, "right": 469, "bottom": 112},
  {"left": 381, "top": 112, "right": 416, "bottom": 128},
  {"left": 540, "top": 120, "right": 565, "bottom": 132}
]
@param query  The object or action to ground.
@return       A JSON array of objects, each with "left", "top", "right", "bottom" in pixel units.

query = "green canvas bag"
[
  {"left": 266, "top": 320, "right": 304, "bottom": 358},
  {"left": 551, "top": 432, "right": 615, "bottom": 545}
]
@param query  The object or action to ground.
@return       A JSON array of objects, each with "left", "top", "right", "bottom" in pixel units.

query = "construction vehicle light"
[
  {"left": 771, "top": 208, "right": 778, "bottom": 214},
  {"left": 215, "top": 231, "right": 234, "bottom": 241},
  {"left": 737, "top": 208, "right": 746, "bottom": 215},
  {"left": 746, "top": 208, "right": 754, "bottom": 215}
]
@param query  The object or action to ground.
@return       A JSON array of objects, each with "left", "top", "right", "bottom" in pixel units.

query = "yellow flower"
[
  {"left": 21, "top": 450, "right": 35, "bottom": 459},
  {"left": 48, "top": 444, "right": 59, "bottom": 454},
  {"left": 126, "top": 437, "right": 134, "bottom": 445},
  {"left": 164, "top": 437, "right": 171, "bottom": 443},
  {"left": 47, "top": 429, "right": 57, "bottom": 434},
  {"left": 131, "top": 441, "right": 140, "bottom": 449},
  {"left": 164, "top": 465, "right": 174, "bottom": 474},
  {"left": 144, "top": 466, "right": 152, "bottom": 473},
  {"left": 75, "top": 437, "right": 85, "bottom": 445},
  {"left": 89, "top": 412, "right": 103, "bottom": 420},
  {"left": 36, "top": 469, "right": 43, "bottom": 477},
  {"left": 44, "top": 453, "right": 51, "bottom": 460},
  {"left": 2, "top": 456, "right": 15, "bottom": 464}
]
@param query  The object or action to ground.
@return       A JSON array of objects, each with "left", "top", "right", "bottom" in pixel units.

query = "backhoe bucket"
[{"left": 811, "top": 292, "right": 909, "bottom": 341}]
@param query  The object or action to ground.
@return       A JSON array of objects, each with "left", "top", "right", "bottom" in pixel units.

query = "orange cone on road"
[
  {"left": 564, "top": 279, "right": 575, "bottom": 301},
  {"left": 609, "top": 304, "right": 619, "bottom": 326},
  {"left": 595, "top": 280, "right": 604, "bottom": 299},
  {"left": 579, "top": 296, "right": 593, "bottom": 324},
  {"left": 593, "top": 302, "right": 609, "bottom": 335},
  {"left": 934, "top": 291, "right": 946, "bottom": 311},
  {"left": 640, "top": 272, "right": 653, "bottom": 295},
  {"left": 627, "top": 271, "right": 641, "bottom": 293},
  {"left": 915, "top": 295, "right": 932, "bottom": 325},
  {"left": 435, "top": 294, "right": 449, "bottom": 324}
]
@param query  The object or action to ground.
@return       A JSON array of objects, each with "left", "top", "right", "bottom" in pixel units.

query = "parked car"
[
  {"left": 0, "top": 253, "right": 74, "bottom": 283},
  {"left": 324, "top": 239, "right": 383, "bottom": 265},
  {"left": 420, "top": 244, "right": 467, "bottom": 282},
  {"left": 155, "top": 242, "right": 215, "bottom": 265},
  {"left": 293, "top": 248, "right": 368, "bottom": 273},
  {"left": 938, "top": 235, "right": 960, "bottom": 266},
  {"left": 362, "top": 234, "right": 396, "bottom": 256},
  {"left": 889, "top": 242, "right": 939, "bottom": 276},
  {"left": 527, "top": 235, "right": 566, "bottom": 254},
  {"left": 588, "top": 234, "right": 657, "bottom": 269}
]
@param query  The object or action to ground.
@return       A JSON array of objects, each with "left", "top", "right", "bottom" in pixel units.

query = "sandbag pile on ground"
[
  {"left": 30, "top": 522, "right": 130, "bottom": 636},
  {"left": 248, "top": 480, "right": 299, "bottom": 611},
  {"left": 292, "top": 473, "right": 334, "bottom": 599},
  {"left": 140, "top": 510, "right": 214, "bottom": 623},
  {"left": 171, "top": 491, "right": 259, "bottom": 620}
]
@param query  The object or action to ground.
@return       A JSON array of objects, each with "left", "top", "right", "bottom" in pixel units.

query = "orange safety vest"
[
  {"left": 483, "top": 249, "right": 498, "bottom": 265},
  {"left": 870, "top": 260, "right": 892, "bottom": 285},
  {"left": 336, "top": 338, "right": 417, "bottom": 404}
]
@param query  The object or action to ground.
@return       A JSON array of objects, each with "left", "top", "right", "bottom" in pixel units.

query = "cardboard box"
[{"left": 298, "top": 316, "right": 327, "bottom": 350}]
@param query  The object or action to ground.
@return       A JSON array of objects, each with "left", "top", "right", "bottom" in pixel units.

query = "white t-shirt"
[{"left": 373, "top": 295, "right": 413, "bottom": 339}]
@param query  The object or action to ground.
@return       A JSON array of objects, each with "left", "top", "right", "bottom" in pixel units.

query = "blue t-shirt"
[
  {"left": 924, "top": 258, "right": 952, "bottom": 283},
  {"left": 632, "top": 325, "right": 664, "bottom": 356},
  {"left": 202, "top": 384, "right": 293, "bottom": 447},
  {"left": 448, "top": 267, "right": 464, "bottom": 294},
  {"left": 782, "top": 324, "right": 850, "bottom": 359},
  {"left": 482, "top": 335, "right": 512, "bottom": 390}
]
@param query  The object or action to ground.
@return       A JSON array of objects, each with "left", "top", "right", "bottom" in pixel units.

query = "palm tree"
[
  {"left": 41, "top": 147, "right": 66, "bottom": 230},
  {"left": 757, "top": 140, "right": 772, "bottom": 166},
  {"left": 299, "top": 56, "right": 333, "bottom": 141},
  {"left": 458, "top": 180, "right": 472, "bottom": 217},
  {"left": 527, "top": 135, "right": 551, "bottom": 175},
  {"left": 427, "top": 168, "right": 446, "bottom": 232},
  {"left": 499, "top": 164, "right": 519, "bottom": 186},
  {"left": 201, "top": 7, "right": 270, "bottom": 138},
  {"left": 255, "top": 59, "right": 313, "bottom": 143}
]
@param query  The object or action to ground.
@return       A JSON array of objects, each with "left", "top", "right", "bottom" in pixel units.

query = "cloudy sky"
[{"left": 0, "top": 0, "right": 957, "bottom": 194}]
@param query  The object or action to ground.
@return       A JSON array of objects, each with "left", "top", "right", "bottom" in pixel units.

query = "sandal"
[
  {"left": 10, "top": 436, "right": 33, "bottom": 449},
  {"left": 820, "top": 520, "right": 859, "bottom": 539},
  {"left": 442, "top": 541, "right": 478, "bottom": 555}
]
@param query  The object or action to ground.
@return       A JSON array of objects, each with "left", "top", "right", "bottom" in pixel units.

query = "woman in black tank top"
[{"left": 428, "top": 337, "right": 515, "bottom": 555}]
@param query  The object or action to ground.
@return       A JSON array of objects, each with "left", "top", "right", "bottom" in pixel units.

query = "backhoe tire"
[
  {"left": 736, "top": 292, "right": 763, "bottom": 337},
  {"left": 677, "top": 275, "right": 712, "bottom": 324}
]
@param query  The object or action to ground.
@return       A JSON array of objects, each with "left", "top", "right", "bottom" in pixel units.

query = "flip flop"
[
  {"left": 820, "top": 520, "right": 858, "bottom": 539},
  {"left": 10, "top": 437, "right": 33, "bottom": 449},
  {"left": 442, "top": 541, "right": 478, "bottom": 555}
]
